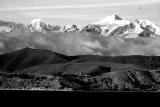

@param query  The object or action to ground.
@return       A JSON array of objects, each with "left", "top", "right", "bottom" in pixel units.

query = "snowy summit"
[
  {"left": 29, "top": 18, "right": 47, "bottom": 32},
  {"left": 94, "top": 15, "right": 131, "bottom": 26}
]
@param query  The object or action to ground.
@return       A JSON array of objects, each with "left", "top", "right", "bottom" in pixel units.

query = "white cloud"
[
  {"left": 21, "top": 11, "right": 95, "bottom": 20},
  {"left": 0, "top": 0, "right": 160, "bottom": 11}
]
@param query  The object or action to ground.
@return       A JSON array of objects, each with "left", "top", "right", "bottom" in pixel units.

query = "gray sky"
[{"left": 0, "top": 0, "right": 160, "bottom": 25}]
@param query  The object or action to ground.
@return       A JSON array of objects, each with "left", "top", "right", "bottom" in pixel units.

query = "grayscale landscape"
[{"left": 0, "top": 0, "right": 160, "bottom": 92}]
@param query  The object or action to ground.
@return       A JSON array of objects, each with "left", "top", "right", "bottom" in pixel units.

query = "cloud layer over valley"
[{"left": 1, "top": 31, "right": 160, "bottom": 56}]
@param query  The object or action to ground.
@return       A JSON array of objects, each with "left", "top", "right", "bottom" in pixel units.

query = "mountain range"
[{"left": 0, "top": 15, "right": 160, "bottom": 38}]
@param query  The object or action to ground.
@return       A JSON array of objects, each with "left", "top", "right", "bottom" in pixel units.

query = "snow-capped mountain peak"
[
  {"left": 94, "top": 15, "right": 130, "bottom": 26},
  {"left": 1, "top": 15, "right": 160, "bottom": 38},
  {"left": 136, "top": 19, "right": 160, "bottom": 35},
  {"left": 29, "top": 18, "right": 49, "bottom": 32},
  {"left": 65, "top": 24, "right": 81, "bottom": 32},
  {"left": 98, "top": 15, "right": 122, "bottom": 22},
  {"left": 30, "top": 18, "right": 44, "bottom": 24}
]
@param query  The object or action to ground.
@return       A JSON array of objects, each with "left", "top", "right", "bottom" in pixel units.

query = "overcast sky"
[{"left": 0, "top": 0, "right": 160, "bottom": 25}]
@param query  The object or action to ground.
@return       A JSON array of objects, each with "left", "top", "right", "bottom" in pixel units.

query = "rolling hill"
[{"left": 0, "top": 48, "right": 160, "bottom": 91}]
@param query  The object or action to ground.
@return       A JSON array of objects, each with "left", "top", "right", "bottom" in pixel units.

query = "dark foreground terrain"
[{"left": 1, "top": 48, "right": 160, "bottom": 91}]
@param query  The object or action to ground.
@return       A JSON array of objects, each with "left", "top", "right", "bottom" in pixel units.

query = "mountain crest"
[
  {"left": 0, "top": 15, "right": 160, "bottom": 38},
  {"left": 94, "top": 15, "right": 130, "bottom": 26},
  {"left": 30, "top": 18, "right": 44, "bottom": 24},
  {"left": 29, "top": 18, "right": 49, "bottom": 32},
  {"left": 94, "top": 15, "right": 122, "bottom": 24}
]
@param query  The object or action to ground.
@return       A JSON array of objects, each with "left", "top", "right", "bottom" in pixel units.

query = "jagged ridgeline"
[{"left": 0, "top": 15, "right": 160, "bottom": 37}]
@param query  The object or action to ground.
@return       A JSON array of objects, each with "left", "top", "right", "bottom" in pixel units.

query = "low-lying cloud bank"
[{"left": 1, "top": 31, "right": 160, "bottom": 56}]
